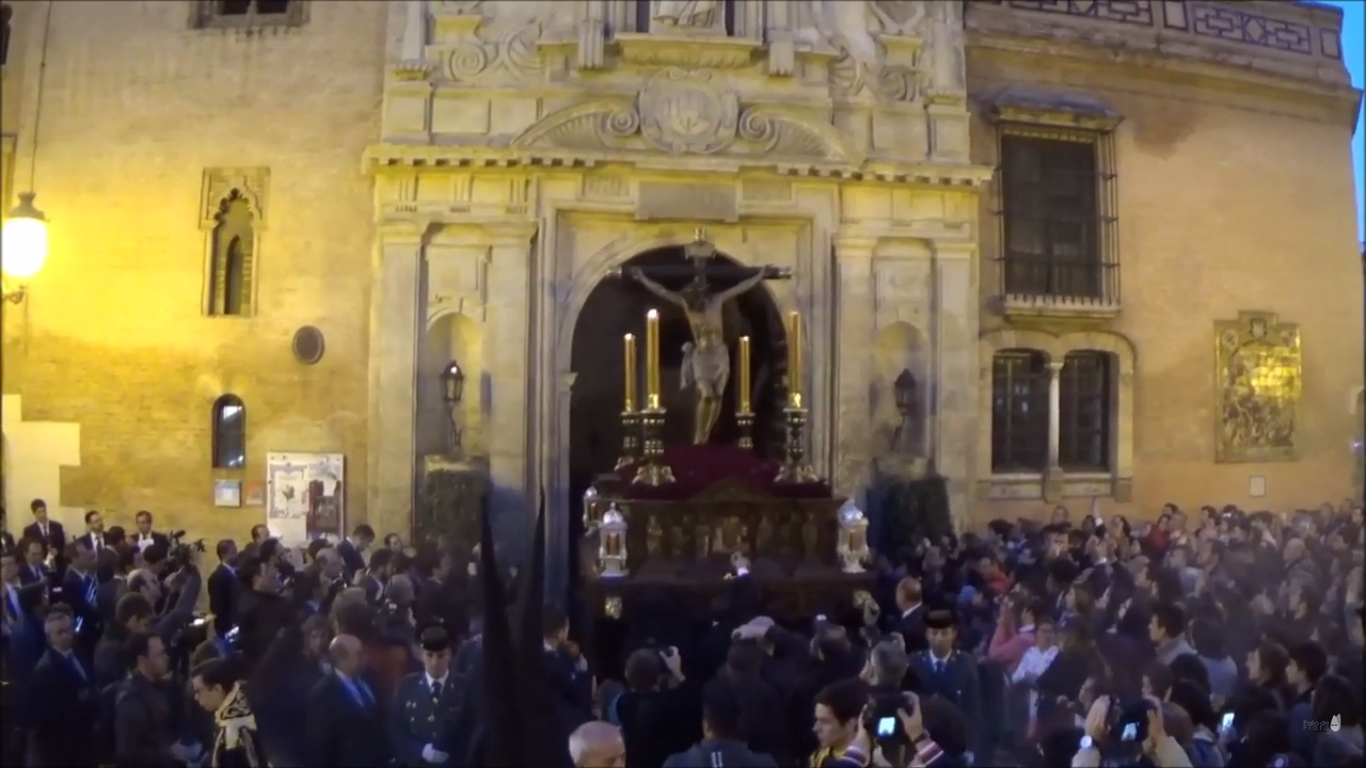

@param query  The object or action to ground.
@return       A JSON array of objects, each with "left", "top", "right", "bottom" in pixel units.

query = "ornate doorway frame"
[{"left": 534, "top": 210, "right": 816, "bottom": 590}]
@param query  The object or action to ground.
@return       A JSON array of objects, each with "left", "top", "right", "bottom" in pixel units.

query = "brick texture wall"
[
  {"left": 971, "top": 46, "right": 1364, "bottom": 521},
  {"left": 1, "top": 0, "right": 389, "bottom": 543}
]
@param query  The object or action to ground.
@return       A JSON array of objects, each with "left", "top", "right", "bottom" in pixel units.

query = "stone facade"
[{"left": 0, "top": 2, "right": 1360, "bottom": 565}]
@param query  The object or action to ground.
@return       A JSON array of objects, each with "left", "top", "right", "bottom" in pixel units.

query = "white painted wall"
[{"left": 2, "top": 394, "right": 83, "bottom": 535}]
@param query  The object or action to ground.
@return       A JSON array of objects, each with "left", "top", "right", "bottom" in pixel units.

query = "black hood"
[{"left": 479, "top": 492, "right": 568, "bottom": 767}]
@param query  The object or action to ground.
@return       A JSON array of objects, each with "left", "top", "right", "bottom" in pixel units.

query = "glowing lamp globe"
[{"left": 1, "top": 193, "right": 49, "bottom": 280}]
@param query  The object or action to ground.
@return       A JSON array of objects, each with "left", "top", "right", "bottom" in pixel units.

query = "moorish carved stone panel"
[{"left": 1214, "top": 311, "right": 1301, "bottom": 463}]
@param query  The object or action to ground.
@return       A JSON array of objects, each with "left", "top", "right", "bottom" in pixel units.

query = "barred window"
[
  {"left": 1059, "top": 352, "right": 1112, "bottom": 471},
  {"left": 193, "top": 0, "right": 306, "bottom": 29},
  {"left": 990, "top": 350, "right": 1049, "bottom": 472},
  {"left": 1000, "top": 132, "right": 1105, "bottom": 300}
]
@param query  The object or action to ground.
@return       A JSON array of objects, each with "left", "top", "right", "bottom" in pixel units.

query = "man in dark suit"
[
  {"left": 391, "top": 626, "right": 462, "bottom": 766},
  {"left": 894, "top": 576, "right": 930, "bottom": 654},
  {"left": 130, "top": 511, "right": 169, "bottom": 553},
  {"left": 235, "top": 556, "right": 290, "bottom": 669},
  {"left": 306, "top": 633, "right": 392, "bottom": 767},
  {"left": 363, "top": 548, "right": 394, "bottom": 604},
  {"left": 26, "top": 606, "right": 98, "bottom": 767},
  {"left": 19, "top": 537, "right": 50, "bottom": 586},
  {"left": 21, "top": 499, "right": 65, "bottom": 567},
  {"left": 908, "top": 610, "right": 982, "bottom": 760},
  {"left": 540, "top": 606, "right": 594, "bottom": 740},
  {"left": 59, "top": 541, "right": 102, "bottom": 655},
  {"left": 207, "top": 539, "right": 240, "bottom": 639},
  {"left": 0, "top": 507, "right": 14, "bottom": 552},
  {"left": 76, "top": 510, "right": 108, "bottom": 553},
  {"left": 336, "top": 524, "right": 375, "bottom": 584}
]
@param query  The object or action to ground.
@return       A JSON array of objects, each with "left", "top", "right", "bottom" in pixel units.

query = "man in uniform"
[
  {"left": 907, "top": 609, "right": 981, "bottom": 761},
  {"left": 390, "top": 625, "right": 460, "bottom": 766}
]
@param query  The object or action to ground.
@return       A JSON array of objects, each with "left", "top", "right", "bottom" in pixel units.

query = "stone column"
[
  {"left": 368, "top": 225, "right": 427, "bottom": 537},
  {"left": 1046, "top": 362, "right": 1063, "bottom": 466},
  {"left": 1044, "top": 361, "right": 1065, "bottom": 501},
  {"left": 931, "top": 244, "right": 977, "bottom": 531},
  {"left": 833, "top": 235, "right": 878, "bottom": 495},
  {"left": 483, "top": 222, "right": 538, "bottom": 504}
]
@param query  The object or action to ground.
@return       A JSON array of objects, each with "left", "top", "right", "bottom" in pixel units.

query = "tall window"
[
  {"left": 1059, "top": 352, "right": 1112, "bottom": 471},
  {"left": 208, "top": 190, "right": 254, "bottom": 316},
  {"left": 1000, "top": 131, "right": 1103, "bottom": 299},
  {"left": 212, "top": 395, "right": 247, "bottom": 469},
  {"left": 990, "top": 350, "right": 1049, "bottom": 472},
  {"left": 1, "top": 4, "right": 12, "bottom": 67}
]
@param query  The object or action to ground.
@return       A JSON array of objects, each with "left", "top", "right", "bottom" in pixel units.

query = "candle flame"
[{"left": 648, "top": 309, "right": 658, "bottom": 319}]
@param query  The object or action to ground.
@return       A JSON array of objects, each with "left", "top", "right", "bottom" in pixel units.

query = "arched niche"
[
  {"left": 417, "top": 311, "right": 485, "bottom": 458},
  {"left": 873, "top": 321, "right": 929, "bottom": 455},
  {"left": 568, "top": 246, "right": 787, "bottom": 473}
]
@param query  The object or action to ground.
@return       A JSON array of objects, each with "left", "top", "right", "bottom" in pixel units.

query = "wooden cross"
[{"left": 619, "top": 229, "right": 791, "bottom": 284}]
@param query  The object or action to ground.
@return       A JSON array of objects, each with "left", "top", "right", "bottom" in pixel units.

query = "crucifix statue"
[{"left": 616, "top": 230, "right": 791, "bottom": 444}]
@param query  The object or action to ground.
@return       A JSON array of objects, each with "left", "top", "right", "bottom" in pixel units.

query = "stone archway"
[{"left": 565, "top": 245, "right": 787, "bottom": 579}]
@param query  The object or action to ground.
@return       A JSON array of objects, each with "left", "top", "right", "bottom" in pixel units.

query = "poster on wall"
[{"left": 265, "top": 452, "right": 345, "bottom": 547}]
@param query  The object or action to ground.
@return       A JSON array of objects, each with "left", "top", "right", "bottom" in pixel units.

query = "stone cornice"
[
  {"left": 360, "top": 144, "right": 995, "bottom": 189},
  {"left": 968, "top": 31, "right": 1361, "bottom": 129}
]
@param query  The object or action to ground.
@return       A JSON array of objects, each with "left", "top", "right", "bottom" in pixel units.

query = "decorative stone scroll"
[{"left": 509, "top": 68, "right": 857, "bottom": 162}]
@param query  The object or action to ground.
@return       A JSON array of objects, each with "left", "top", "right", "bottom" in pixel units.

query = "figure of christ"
[{"left": 627, "top": 266, "right": 784, "bottom": 444}]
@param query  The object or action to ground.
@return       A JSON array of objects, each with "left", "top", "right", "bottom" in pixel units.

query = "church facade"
[{"left": 1, "top": 1, "right": 1360, "bottom": 559}]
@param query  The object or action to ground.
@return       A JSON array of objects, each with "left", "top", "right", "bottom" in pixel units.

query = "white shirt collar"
[
  {"left": 902, "top": 603, "right": 921, "bottom": 618},
  {"left": 425, "top": 672, "right": 448, "bottom": 689},
  {"left": 930, "top": 649, "right": 952, "bottom": 665}
]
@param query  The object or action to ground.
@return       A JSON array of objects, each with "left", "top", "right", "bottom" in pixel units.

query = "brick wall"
[{"left": 1, "top": 0, "right": 389, "bottom": 543}]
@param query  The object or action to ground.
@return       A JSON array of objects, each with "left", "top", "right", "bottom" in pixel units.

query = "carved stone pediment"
[{"left": 511, "top": 69, "right": 859, "bottom": 164}]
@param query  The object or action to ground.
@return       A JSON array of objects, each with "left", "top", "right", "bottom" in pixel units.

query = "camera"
[{"left": 166, "top": 530, "right": 206, "bottom": 572}]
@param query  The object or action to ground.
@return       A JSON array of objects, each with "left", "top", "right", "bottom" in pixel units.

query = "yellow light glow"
[{"left": 2, "top": 193, "right": 49, "bottom": 280}]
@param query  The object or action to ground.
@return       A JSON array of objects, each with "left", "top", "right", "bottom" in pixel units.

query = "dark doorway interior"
[{"left": 566, "top": 247, "right": 788, "bottom": 594}]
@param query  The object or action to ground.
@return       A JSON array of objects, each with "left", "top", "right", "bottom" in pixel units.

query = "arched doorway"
[{"left": 566, "top": 246, "right": 788, "bottom": 574}]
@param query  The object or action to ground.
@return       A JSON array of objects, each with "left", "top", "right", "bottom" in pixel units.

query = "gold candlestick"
[
  {"left": 738, "top": 336, "right": 751, "bottom": 413},
  {"left": 646, "top": 309, "right": 661, "bottom": 410},
  {"left": 623, "top": 333, "right": 637, "bottom": 412},
  {"left": 787, "top": 311, "right": 803, "bottom": 408},
  {"left": 774, "top": 405, "right": 819, "bottom": 484},
  {"left": 736, "top": 335, "right": 754, "bottom": 450},
  {"left": 634, "top": 308, "right": 674, "bottom": 485},
  {"left": 617, "top": 331, "right": 641, "bottom": 471}
]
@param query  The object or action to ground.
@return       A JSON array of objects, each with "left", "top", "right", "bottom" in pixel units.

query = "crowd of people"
[{"left": 0, "top": 494, "right": 1362, "bottom": 768}]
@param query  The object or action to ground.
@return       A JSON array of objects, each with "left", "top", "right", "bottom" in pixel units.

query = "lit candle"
[
  {"left": 738, "top": 336, "right": 752, "bottom": 413},
  {"left": 623, "top": 333, "right": 637, "bottom": 411},
  {"left": 646, "top": 309, "right": 661, "bottom": 409},
  {"left": 787, "top": 311, "right": 802, "bottom": 408}
]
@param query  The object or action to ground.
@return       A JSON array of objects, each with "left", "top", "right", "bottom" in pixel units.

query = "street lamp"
[
  {"left": 441, "top": 360, "right": 467, "bottom": 453},
  {"left": 892, "top": 368, "right": 918, "bottom": 455},
  {"left": 1, "top": 192, "right": 49, "bottom": 304}
]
